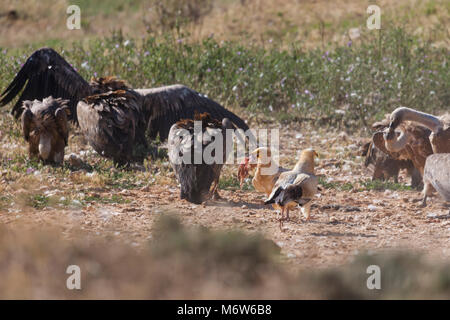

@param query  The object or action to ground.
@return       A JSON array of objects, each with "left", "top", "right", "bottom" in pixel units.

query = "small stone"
[{"left": 329, "top": 216, "right": 338, "bottom": 223}]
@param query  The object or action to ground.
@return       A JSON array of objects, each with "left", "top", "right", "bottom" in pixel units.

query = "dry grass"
[{"left": 1, "top": 0, "right": 448, "bottom": 48}]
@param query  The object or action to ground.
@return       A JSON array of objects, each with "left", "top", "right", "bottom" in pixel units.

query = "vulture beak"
[
  {"left": 388, "top": 116, "right": 400, "bottom": 131},
  {"left": 384, "top": 128, "right": 397, "bottom": 141}
]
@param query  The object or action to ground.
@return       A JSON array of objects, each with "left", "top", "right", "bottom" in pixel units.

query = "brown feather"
[
  {"left": 77, "top": 90, "right": 145, "bottom": 165},
  {"left": 20, "top": 97, "right": 69, "bottom": 165},
  {"left": 168, "top": 113, "right": 232, "bottom": 204}
]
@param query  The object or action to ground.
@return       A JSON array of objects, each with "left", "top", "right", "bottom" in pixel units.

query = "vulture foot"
[{"left": 211, "top": 190, "right": 222, "bottom": 200}]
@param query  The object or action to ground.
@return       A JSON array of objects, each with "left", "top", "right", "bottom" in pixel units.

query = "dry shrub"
[
  {"left": 0, "top": 215, "right": 289, "bottom": 299},
  {"left": 69, "top": 171, "right": 107, "bottom": 188},
  {"left": 147, "top": 0, "right": 213, "bottom": 32},
  {"left": 1, "top": 215, "right": 450, "bottom": 299}
]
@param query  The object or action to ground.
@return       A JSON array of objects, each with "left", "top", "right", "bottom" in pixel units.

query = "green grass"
[
  {"left": 319, "top": 178, "right": 355, "bottom": 192},
  {"left": 30, "top": 194, "right": 50, "bottom": 209},
  {"left": 360, "top": 180, "right": 413, "bottom": 191},
  {"left": 0, "top": 196, "right": 11, "bottom": 210},
  {"left": 319, "top": 177, "right": 414, "bottom": 192},
  {"left": 219, "top": 175, "right": 254, "bottom": 191}
]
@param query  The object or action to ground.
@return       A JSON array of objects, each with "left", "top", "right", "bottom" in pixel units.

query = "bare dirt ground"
[{"left": 1, "top": 123, "right": 449, "bottom": 271}]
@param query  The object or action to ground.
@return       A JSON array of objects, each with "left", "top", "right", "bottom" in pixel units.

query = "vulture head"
[
  {"left": 21, "top": 97, "right": 70, "bottom": 165},
  {"left": 372, "top": 113, "right": 433, "bottom": 176}
]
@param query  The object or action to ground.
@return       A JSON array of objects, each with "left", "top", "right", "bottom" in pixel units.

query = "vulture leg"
[
  {"left": 302, "top": 202, "right": 312, "bottom": 221},
  {"left": 210, "top": 177, "right": 222, "bottom": 200},
  {"left": 409, "top": 167, "right": 423, "bottom": 190},
  {"left": 212, "top": 190, "right": 222, "bottom": 200},
  {"left": 278, "top": 207, "right": 286, "bottom": 230},
  {"left": 421, "top": 182, "right": 433, "bottom": 207}
]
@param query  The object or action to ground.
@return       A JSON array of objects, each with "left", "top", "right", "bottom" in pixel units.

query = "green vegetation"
[
  {"left": 29, "top": 194, "right": 50, "bottom": 209},
  {"left": 319, "top": 177, "right": 414, "bottom": 192},
  {"left": 0, "top": 196, "right": 11, "bottom": 210},
  {"left": 1, "top": 27, "right": 447, "bottom": 129},
  {"left": 219, "top": 175, "right": 254, "bottom": 191},
  {"left": 360, "top": 179, "right": 413, "bottom": 191}
]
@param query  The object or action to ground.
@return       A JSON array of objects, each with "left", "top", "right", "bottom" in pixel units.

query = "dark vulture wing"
[
  {"left": 77, "top": 90, "right": 144, "bottom": 165},
  {"left": 0, "top": 48, "right": 91, "bottom": 122},
  {"left": 136, "top": 85, "right": 249, "bottom": 141}
]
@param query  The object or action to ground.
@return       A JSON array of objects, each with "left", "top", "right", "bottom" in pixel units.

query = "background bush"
[{"left": 1, "top": 27, "right": 448, "bottom": 130}]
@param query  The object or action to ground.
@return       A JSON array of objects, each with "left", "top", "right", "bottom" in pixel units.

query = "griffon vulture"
[
  {"left": 0, "top": 48, "right": 250, "bottom": 162},
  {"left": 372, "top": 107, "right": 449, "bottom": 205},
  {"left": 362, "top": 140, "right": 422, "bottom": 188},
  {"left": 168, "top": 113, "right": 234, "bottom": 204},
  {"left": 385, "top": 107, "right": 450, "bottom": 155},
  {"left": 21, "top": 97, "right": 69, "bottom": 165},
  {"left": 422, "top": 153, "right": 450, "bottom": 208},
  {"left": 364, "top": 116, "right": 423, "bottom": 188},
  {"left": 372, "top": 114, "right": 433, "bottom": 176},
  {"left": 77, "top": 89, "right": 146, "bottom": 165}
]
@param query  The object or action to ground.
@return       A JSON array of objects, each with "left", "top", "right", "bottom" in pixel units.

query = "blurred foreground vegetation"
[{"left": 1, "top": 215, "right": 449, "bottom": 299}]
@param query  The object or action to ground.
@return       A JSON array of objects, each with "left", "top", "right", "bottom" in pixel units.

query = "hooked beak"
[
  {"left": 388, "top": 117, "right": 400, "bottom": 131},
  {"left": 384, "top": 128, "right": 396, "bottom": 141}
]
